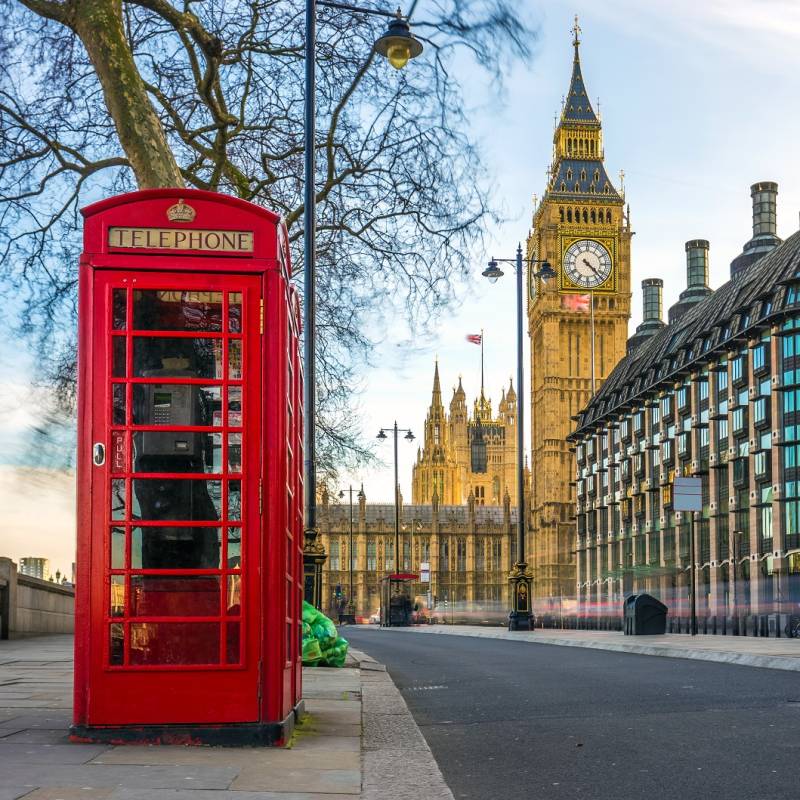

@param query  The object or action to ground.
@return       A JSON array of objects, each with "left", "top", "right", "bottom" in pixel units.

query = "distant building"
[
  {"left": 570, "top": 182, "right": 798, "bottom": 631},
  {"left": 412, "top": 362, "right": 519, "bottom": 506},
  {"left": 318, "top": 487, "right": 520, "bottom": 620},
  {"left": 18, "top": 557, "right": 50, "bottom": 581}
]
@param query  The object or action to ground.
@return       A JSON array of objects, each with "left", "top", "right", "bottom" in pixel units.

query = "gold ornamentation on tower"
[{"left": 527, "top": 20, "right": 632, "bottom": 605}]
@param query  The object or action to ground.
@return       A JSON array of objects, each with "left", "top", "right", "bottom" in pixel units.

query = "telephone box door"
[{"left": 87, "top": 270, "right": 262, "bottom": 725}]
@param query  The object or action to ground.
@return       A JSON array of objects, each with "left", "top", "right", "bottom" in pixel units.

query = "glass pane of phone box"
[
  {"left": 132, "top": 431, "right": 222, "bottom": 473},
  {"left": 131, "top": 526, "right": 222, "bottom": 569}
]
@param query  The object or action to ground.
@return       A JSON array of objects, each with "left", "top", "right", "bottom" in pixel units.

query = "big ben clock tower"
[{"left": 527, "top": 18, "right": 632, "bottom": 605}]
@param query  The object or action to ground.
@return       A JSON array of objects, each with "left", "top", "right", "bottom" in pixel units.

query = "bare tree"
[{"left": 0, "top": 0, "right": 533, "bottom": 475}]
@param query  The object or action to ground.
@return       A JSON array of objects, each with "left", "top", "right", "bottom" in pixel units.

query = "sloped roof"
[
  {"left": 573, "top": 229, "right": 800, "bottom": 435},
  {"left": 549, "top": 159, "right": 621, "bottom": 200},
  {"left": 562, "top": 47, "right": 599, "bottom": 124}
]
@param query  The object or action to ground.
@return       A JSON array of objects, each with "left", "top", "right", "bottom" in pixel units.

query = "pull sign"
[{"left": 92, "top": 443, "right": 106, "bottom": 467}]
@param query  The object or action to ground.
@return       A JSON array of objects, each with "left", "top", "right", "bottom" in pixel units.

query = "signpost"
[{"left": 673, "top": 477, "right": 702, "bottom": 636}]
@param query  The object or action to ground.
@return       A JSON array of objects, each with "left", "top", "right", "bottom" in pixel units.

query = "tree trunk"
[{"left": 71, "top": 0, "right": 184, "bottom": 188}]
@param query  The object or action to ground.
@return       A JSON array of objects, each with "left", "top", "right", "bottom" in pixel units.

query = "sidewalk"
[
  {"left": 384, "top": 624, "right": 800, "bottom": 672},
  {"left": 0, "top": 635, "right": 452, "bottom": 800}
]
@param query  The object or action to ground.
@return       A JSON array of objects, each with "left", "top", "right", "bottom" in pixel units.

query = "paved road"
[{"left": 345, "top": 626, "right": 800, "bottom": 800}]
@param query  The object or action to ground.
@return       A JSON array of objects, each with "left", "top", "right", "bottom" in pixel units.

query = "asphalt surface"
[{"left": 345, "top": 626, "right": 800, "bottom": 800}]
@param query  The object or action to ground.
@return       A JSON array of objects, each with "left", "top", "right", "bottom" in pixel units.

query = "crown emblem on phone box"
[{"left": 167, "top": 199, "right": 196, "bottom": 222}]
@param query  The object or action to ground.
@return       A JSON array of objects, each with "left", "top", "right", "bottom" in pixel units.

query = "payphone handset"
[{"left": 140, "top": 369, "right": 201, "bottom": 456}]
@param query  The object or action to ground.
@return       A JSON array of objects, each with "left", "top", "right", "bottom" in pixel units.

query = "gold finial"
[
  {"left": 572, "top": 14, "right": 581, "bottom": 48},
  {"left": 619, "top": 169, "right": 625, "bottom": 191}
]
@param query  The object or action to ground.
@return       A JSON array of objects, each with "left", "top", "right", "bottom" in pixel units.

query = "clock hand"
[{"left": 581, "top": 257, "right": 601, "bottom": 278}]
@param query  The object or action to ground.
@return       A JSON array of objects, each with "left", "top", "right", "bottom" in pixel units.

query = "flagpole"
[
  {"left": 480, "top": 327, "right": 484, "bottom": 395},
  {"left": 590, "top": 289, "right": 596, "bottom": 395}
]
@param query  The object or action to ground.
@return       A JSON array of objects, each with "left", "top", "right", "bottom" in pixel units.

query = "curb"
[
  {"left": 380, "top": 626, "right": 800, "bottom": 673},
  {"left": 349, "top": 647, "right": 455, "bottom": 800}
]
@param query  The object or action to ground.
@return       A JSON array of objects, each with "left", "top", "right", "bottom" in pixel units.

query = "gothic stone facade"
[
  {"left": 412, "top": 362, "right": 519, "bottom": 507},
  {"left": 318, "top": 489, "right": 518, "bottom": 620},
  {"left": 526, "top": 26, "right": 631, "bottom": 604}
]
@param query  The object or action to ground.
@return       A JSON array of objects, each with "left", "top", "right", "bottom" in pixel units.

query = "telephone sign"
[{"left": 72, "top": 189, "right": 304, "bottom": 746}]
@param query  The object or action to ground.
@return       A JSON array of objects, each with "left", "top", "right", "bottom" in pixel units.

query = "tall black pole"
[
  {"left": 394, "top": 421, "right": 400, "bottom": 572},
  {"left": 508, "top": 244, "right": 533, "bottom": 631},
  {"left": 690, "top": 511, "right": 698, "bottom": 635},
  {"left": 348, "top": 486, "right": 354, "bottom": 616},
  {"left": 515, "top": 245, "right": 525, "bottom": 575},
  {"left": 302, "top": 0, "right": 326, "bottom": 607}
]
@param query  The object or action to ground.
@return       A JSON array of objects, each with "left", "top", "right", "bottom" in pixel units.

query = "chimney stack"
[
  {"left": 751, "top": 181, "right": 778, "bottom": 238},
  {"left": 642, "top": 278, "right": 663, "bottom": 322},
  {"left": 685, "top": 239, "right": 710, "bottom": 290},
  {"left": 668, "top": 240, "right": 713, "bottom": 324},
  {"left": 731, "top": 181, "right": 782, "bottom": 278},
  {"left": 627, "top": 278, "right": 666, "bottom": 353}
]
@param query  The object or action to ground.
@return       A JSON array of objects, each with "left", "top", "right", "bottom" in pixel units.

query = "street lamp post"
[
  {"left": 338, "top": 485, "right": 364, "bottom": 624},
  {"left": 302, "top": 2, "right": 423, "bottom": 607},
  {"left": 482, "top": 245, "right": 556, "bottom": 631},
  {"left": 377, "top": 423, "right": 415, "bottom": 575}
]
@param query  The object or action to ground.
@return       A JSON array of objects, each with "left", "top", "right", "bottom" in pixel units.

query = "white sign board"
[
  {"left": 673, "top": 477, "right": 702, "bottom": 512},
  {"left": 419, "top": 561, "right": 430, "bottom": 583}
]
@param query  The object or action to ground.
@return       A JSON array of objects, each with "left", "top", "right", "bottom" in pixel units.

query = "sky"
[{"left": 2, "top": 0, "right": 800, "bottom": 575}]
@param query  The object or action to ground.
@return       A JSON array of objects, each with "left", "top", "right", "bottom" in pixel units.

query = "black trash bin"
[{"left": 623, "top": 593, "right": 667, "bottom": 635}]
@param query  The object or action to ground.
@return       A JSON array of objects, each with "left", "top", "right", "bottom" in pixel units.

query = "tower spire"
[
  {"left": 432, "top": 358, "right": 442, "bottom": 404},
  {"left": 561, "top": 16, "right": 597, "bottom": 124},
  {"left": 572, "top": 14, "right": 581, "bottom": 56}
]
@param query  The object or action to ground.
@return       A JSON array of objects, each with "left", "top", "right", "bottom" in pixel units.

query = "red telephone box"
[{"left": 71, "top": 189, "right": 304, "bottom": 745}]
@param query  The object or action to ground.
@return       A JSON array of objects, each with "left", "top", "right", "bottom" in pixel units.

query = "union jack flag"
[
  {"left": 561, "top": 294, "right": 591, "bottom": 312},
  {"left": 465, "top": 333, "right": 482, "bottom": 345}
]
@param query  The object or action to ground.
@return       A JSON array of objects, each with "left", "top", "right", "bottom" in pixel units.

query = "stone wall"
[{"left": 0, "top": 557, "right": 74, "bottom": 638}]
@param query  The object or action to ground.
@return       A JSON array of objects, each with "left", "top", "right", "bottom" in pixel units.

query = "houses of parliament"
[
  {"left": 320, "top": 19, "right": 632, "bottom": 619},
  {"left": 411, "top": 362, "right": 520, "bottom": 507}
]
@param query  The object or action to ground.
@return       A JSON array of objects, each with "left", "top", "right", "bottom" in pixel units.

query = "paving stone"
[
  {"left": 289, "top": 736, "right": 360, "bottom": 753},
  {"left": 230, "top": 766, "right": 360, "bottom": 794},
  {"left": 0, "top": 729, "right": 71, "bottom": 744},
  {"left": 0, "top": 789, "right": 35, "bottom": 800},
  {"left": 362, "top": 712, "right": 427, "bottom": 751},
  {"left": 0, "top": 764, "right": 239, "bottom": 791},
  {"left": 111, "top": 790, "right": 357, "bottom": 800},
  {"left": 361, "top": 693, "right": 406, "bottom": 715},
  {"left": 91, "top": 746, "right": 358, "bottom": 771},
  {"left": 20, "top": 788, "right": 114, "bottom": 799},
  {"left": 0, "top": 742, "right": 109, "bottom": 764}
]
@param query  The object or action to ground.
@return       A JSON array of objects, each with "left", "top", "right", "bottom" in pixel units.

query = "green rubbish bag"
[{"left": 301, "top": 601, "right": 349, "bottom": 667}]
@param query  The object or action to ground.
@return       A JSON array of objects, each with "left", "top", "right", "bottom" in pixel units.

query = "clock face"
[{"left": 563, "top": 239, "right": 612, "bottom": 288}]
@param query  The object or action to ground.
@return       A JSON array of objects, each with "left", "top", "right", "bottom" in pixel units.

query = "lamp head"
[
  {"left": 377, "top": 429, "right": 387, "bottom": 441},
  {"left": 404, "top": 430, "right": 415, "bottom": 442},
  {"left": 482, "top": 259, "right": 504, "bottom": 284},
  {"left": 538, "top": 260, "right": 556, "bottom": 282},
  {"left": 339, "top": 490, "right": 345, "bottom": 499},
  {"left": 373, "top": 10, "right": 423, "bottom": 70}
]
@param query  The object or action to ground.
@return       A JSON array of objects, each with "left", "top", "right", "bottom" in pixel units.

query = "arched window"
[
  {"left": 561, "top": 181, "right": 566, "bottom": 192},
  {"left": 575, "top": 182, "right": 580, "bottom": 192},
  {"left": 580, "top": 169, "right": 586, "bottom": 182},
  {"left": 606, "top": 210, "right": 612, "bottom": 223},
  {"left": 594, "top": 169, "right": 600, "bottom": 182},
  {"left": 566, "top": 168, "right": 573, "bottom": 181},
  {"left": 567, "top": 208, "right": 572, "bottom": 222},
  {"left": 590, "top": 209, "right": 596, "bottom": 223},
  {"left": 559, "top": 207, "right": 565, "bottom": 222},
  {"left": 583, "top": 209, "right": 588, "bottom": 223}
]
